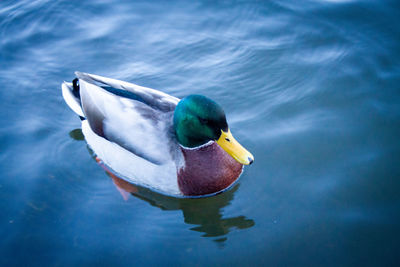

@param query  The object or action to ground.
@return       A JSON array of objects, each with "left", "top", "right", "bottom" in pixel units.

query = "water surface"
[{"left": 1, "top": 0, "right": 399, "bottom": 266}]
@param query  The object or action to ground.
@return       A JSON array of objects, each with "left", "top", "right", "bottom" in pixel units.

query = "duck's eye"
[
  {"left": 225, "top": 138, "right": 231, "bottom": 142},
  {"left": 199, "top": 117, "right": 209, "bottom": 124}
]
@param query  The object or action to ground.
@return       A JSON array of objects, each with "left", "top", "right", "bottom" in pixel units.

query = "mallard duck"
[{"left": 62, "top": 72, "right": 253, "bottom": 197}]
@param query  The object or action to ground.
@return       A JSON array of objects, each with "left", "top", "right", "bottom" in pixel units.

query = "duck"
[{"left": 62, "top": 72, "right": 254, "bottom": 197}]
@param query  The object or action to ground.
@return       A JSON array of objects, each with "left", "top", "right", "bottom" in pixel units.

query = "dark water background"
[{"left": 1, "top": 0, "right": 400, "bottom": 266}]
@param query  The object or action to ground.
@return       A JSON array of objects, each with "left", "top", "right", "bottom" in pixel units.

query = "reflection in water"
[
  {"left": 69, "top": 128, "right": 85, "bottom": 141},
  {"left": 69, "top": 129, "right": 254, "bottom": 243}
]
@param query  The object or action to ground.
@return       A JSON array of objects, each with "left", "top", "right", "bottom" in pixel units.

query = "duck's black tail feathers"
[
  {"left": 72, "top": 78, "right": 81, "bottom": 99},
  {"left": 61, "top": 78, "right": 85, "bottom": 120}
]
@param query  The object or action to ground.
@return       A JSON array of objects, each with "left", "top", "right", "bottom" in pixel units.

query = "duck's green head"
[{"left": 173, "top": 95, "right": 254, "bottom": 165}]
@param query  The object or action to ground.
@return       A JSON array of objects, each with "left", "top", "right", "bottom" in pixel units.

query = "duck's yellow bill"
[{"left": 216, "top": 129, "right": 254, "bottom": 165}]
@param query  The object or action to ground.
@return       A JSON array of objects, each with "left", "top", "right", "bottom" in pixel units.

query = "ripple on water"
[{"left": 1, "top": 0, "right": 399, "bottom": 264}]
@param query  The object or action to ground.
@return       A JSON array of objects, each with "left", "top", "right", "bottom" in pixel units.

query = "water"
[{"left": 1, "top": 0, "right": 399, "bottom": 265}]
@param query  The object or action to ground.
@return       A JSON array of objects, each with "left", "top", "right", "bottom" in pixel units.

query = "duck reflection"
[{"left": 69, "top": 128, "right": 255, "bottom": 243}]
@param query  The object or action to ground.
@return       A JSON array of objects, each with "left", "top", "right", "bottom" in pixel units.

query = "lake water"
[{"left": 1, "top": 0, "right": 399, "bottom": 266}]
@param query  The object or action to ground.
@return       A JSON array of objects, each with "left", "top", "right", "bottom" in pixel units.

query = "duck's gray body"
[{"left": 62, "top": 72, "right": 184, "bottom": 196}]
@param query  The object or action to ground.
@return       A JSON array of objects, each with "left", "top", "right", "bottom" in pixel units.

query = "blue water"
[{"left": 1, "top": 0, "right": 400, "bottom": 266}]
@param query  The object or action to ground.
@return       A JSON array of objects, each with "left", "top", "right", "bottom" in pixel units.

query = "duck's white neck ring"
[{"left": 179, "top": 140, "right": 215, "bottom": 150}]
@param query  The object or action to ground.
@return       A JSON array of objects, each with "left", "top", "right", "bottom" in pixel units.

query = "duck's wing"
[
  {"left": 77, "top": 73, "right": 179, "bottom": 165},
  {"left": 76, "top": 72, "right": 179, "bottom": 112}
]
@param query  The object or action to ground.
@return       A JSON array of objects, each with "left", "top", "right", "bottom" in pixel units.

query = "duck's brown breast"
[{"left": 177, "top": 143, "right": 243, "bottom": 196}]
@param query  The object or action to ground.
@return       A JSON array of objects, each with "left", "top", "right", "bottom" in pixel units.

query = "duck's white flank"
[{"left": 82, "top": 120, "right": 181, "bottom": 196}]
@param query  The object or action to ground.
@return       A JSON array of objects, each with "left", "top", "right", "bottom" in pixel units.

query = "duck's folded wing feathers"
[
  {"left": 76, "top": 72, "right": 179, "bottom": 112},
  {"left": 79, "top": 77, "right": 176, "bottom": 165}
]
